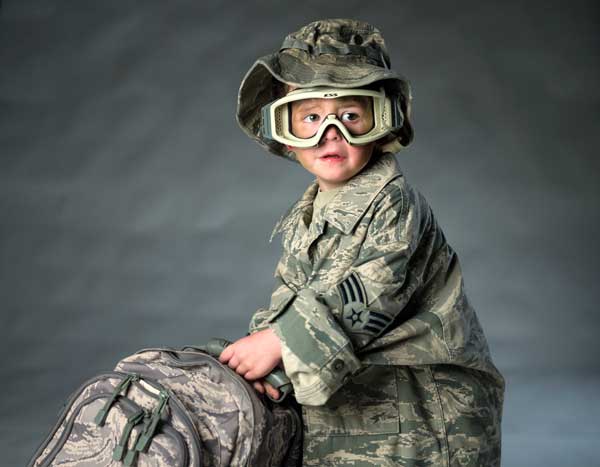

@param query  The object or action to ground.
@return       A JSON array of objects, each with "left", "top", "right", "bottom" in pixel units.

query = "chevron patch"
[
  {"left": 337, "top": 272, "right": 392, "bottom": 336},
  {"left": 338, "top": 272, "right": 368, "bottom": 306}
]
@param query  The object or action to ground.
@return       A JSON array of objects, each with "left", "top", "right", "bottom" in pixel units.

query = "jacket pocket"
[{"left": 303, "top": 365, "right": 399, "bottom": 436}]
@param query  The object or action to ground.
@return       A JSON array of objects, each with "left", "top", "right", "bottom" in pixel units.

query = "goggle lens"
[{"left": 288, "top": 97, "right": 375, "bottom": 139}]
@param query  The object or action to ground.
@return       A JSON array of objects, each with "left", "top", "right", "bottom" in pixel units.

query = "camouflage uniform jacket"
[{"left": 249, "top": 152, "right": 504, "bottom": 466}]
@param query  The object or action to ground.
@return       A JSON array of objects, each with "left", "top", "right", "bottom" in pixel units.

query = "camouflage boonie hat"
[{"left": 236, "top": 19, "right": 414, "bottom": 162}]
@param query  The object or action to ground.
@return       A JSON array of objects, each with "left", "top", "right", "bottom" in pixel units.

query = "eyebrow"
[{"left": 293, "top": 99, "right": 321, "bottom": 113}]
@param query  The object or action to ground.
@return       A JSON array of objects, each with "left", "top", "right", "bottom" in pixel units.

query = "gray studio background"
[{"left": 1, "top": 1, "right": 598, "bottom": 465}]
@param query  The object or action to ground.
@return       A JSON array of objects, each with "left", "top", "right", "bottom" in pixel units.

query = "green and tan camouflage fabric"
[
  {"left": 115, "top": 349, "right": 302, "bottom": 467},
  {"left": 30, "top": 372, "right": 200, "bottom": 467},
  {"left": 237, "top": 19, "right": 413, "bottom": 161},
  {"left": 29, "top": 348, "right": 302, "bottom": 467},
  {"left": 249, "top": 152, "right": 505, "bottom": 466}
]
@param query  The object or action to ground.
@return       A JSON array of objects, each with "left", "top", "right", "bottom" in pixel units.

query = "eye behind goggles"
[{"left": 260, "top": 87, "right": 404, "bottom": 148}]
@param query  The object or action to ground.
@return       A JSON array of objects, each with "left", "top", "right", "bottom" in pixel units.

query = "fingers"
[
  {"left": 218, "top": 339, "right": 280, "bottom": 382},
  {"left": 243, "top": 369, "right": 260, "bottom": 381},
  {"left": 219, "top": 345, "right": 233, "bottom": 363},
  {"left": 252, "top": 381, "right": 280, "bottom": 399},
  {"left": 253, "top": 381, "right": 265, "bottom": 394},
  {"left": 243, "top": 359, "right": 278, "bottom": 381},
  {"left": 264, "top": 382, "right": 281, "bottom": 400},
  {"left": 235, "top": 363, "right": 250, "bottom": 377},
  {"left": 225, "top": 355, "right": 251, "bottom": 377},
  {"left": 226, "top": 355, "right": 240, "bottom": 371}
]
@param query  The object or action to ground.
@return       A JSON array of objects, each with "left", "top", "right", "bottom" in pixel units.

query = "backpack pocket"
[{"left": 30, "top": 373, "right": 197, "bottom": 467}]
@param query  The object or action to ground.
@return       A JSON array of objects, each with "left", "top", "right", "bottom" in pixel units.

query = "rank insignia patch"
[{"left": 337, "top": 272, "right": 392, "bottom": 336}]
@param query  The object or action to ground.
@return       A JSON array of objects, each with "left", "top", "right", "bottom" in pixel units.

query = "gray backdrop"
[{"left": 1, "top": 1, "right": 598, "bottom": 465}]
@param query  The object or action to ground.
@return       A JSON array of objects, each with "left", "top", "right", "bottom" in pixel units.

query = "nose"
[{"left": 320, "top": 122, "right": 342, "bottom": 143}]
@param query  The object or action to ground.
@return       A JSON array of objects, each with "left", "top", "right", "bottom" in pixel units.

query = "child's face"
[{"left": 287, "top": 96, "right": 376, "bottom": 191}]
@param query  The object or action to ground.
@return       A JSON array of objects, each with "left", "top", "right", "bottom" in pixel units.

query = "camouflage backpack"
[{"left": 28, "top": 339, "right": 302, "bottom": 467}]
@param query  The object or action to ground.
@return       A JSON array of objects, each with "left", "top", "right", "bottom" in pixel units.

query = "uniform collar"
[{"left": 270, "top": 152, "right": 402, "bottom": 241}]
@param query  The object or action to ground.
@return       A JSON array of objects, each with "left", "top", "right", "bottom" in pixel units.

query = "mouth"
[{"left": 319, "top": 153, "right": 345, "bottom": 161}]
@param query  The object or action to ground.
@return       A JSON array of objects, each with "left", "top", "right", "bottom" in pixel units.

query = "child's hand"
[
  {"left": 252, "top": 380, "right": 281, "bottom": 400},
  {"left": 219, "top": 328, "right": 282, "bottom": 381}
]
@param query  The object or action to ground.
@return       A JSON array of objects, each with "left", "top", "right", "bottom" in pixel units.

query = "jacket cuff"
[{"left": 283, "top": 340, "right": 361, "bottom": 406}]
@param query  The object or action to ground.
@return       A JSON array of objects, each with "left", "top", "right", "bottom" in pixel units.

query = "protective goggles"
[{"left": 261, "top": 87, "right": 404, "bottom": 148}]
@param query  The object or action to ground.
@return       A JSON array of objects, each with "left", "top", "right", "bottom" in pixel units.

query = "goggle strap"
[
  {"left": 261, "top": 105, "right": 273, "bottom": 140},
  {"left": 390, "top": 96, "right": 404, "bottom": 128}
]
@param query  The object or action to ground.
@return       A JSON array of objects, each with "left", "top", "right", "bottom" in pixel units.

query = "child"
[{"left": 220, "top": 19, "right": 504, "bottom": 467}]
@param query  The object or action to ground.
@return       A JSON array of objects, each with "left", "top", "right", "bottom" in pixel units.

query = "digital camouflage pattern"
[
  {"left": 237, "top": 18, "right": 413, "bottom": 161},
  {"left": 248, "top": 152, "right": 505, "bottom": 466},
  {"left": 116, "top": 349, "right": 302, "bottom": 467},
  {"left": 29, "top": 348, "right": 302, "bottom": 467},
  {"left": 30, "top": 373, "right": 199, "bottom": 467},
  {"left": 238, "top": 18, "right": 504, "bottom": 466}
]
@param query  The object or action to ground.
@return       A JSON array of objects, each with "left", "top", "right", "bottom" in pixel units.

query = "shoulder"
[
  {"left": 372, "top": 171, "right": 431, "bottom": 219},
  {"left": 269, "top": 181, "right": 318, "bottom": 242},
  {"left": 363, "top": 171, "right": 437, "bottom": 248}
]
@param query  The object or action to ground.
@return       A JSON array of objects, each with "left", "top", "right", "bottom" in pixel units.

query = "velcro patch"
[{"left": 337, "top": 272, "right": 392, "bottom": 336}]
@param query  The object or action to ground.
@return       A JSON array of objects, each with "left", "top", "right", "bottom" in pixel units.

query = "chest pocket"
[{"left": 303, "top": 365, "right": 400, "bottom": 436}]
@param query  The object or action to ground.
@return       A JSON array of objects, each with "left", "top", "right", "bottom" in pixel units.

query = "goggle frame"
[{"left": 261, "top": 87, "right": 404, "bottom": 148}]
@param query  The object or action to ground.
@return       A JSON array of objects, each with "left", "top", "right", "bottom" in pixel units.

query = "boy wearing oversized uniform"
[{"left": 220, "top": 19, "right": 505, "bottom": 466}]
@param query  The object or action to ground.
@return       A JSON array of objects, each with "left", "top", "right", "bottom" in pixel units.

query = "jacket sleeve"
[
  {"left": 248, "top": 274, "right": 298, "bottom": 334},
  {"left": 335, "top": 184, "right": 437, "bottom": 351},
  {"left": 246, "top": 263, "right": 362, "bottom": 406},
  {"left": 270, "top": 285, "right": 363, "bottom": 405},
  {"left": 269, "top": 184, "right": 431, "bottom": 406}
]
